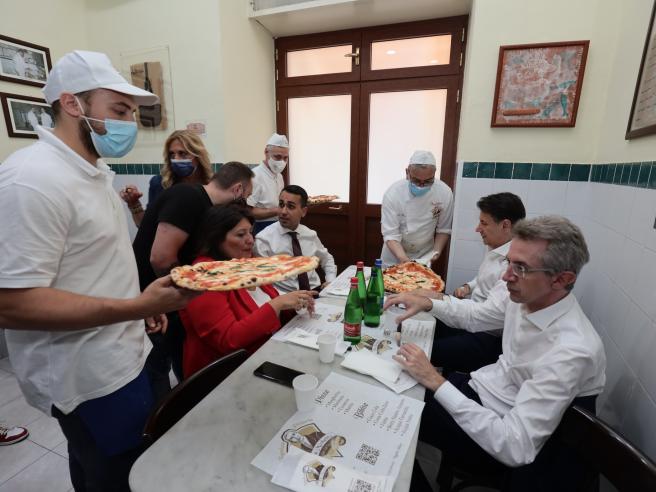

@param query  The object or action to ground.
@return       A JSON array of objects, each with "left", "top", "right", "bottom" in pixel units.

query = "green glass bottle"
[
  {"left": 364, "top": 269, "right": 382, "bottom": 327},
  {"left": 374, "top": 258, "right": 385, "bottom": 315},
  {"left": 355, "top": 261, "right": 366, "bottom": 307},
  {"left": 343, "top": 277, "right": 362, "bottom": 344}
]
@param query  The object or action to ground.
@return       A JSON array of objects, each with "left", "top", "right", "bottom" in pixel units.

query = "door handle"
[
  {"left": 328, "top": 205, "right": 343, "bottom": 210},
  {"left": 344, "top": 48, "right": 360, "bottom": 66}
]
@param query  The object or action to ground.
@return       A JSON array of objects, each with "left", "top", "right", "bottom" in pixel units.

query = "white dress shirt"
[
  {"left": 433, "top": 294, "right": 606, "bottom": 467},
  {"left": 254, "top": 222, "right": 337, "bottom": 292},
  {"left": 247, "top": 162, "right": 284, "bottom": 223},
  {"left": 380, "top": 179, "right": 454, "bottom": 267},
  {"left": 431, "top": 241, "right": 510, "bottom": 334},
  {"left": 0, "top": 126, "right": 151, "bottom": 415}
]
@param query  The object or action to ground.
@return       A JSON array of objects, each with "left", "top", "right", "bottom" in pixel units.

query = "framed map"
[
  {"left": 626, "top": 1, "right": 656, "bottom": 139},
  {"left": 491, "top": 41, "right": 589, "bottom": 127}
]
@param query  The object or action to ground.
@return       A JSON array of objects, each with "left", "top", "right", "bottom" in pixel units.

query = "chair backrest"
[
  {"left": 143, "top": 349, "right": 249, "bottom": 445},
  {"left": 557, "top": 406, "right": 656, "bottom": 491}
]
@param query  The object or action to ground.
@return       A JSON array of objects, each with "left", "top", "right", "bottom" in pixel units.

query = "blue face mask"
[
  {"left": 170, "top": 159, "right": 196, "bottom": 177},
  {"left": 409, "top": 181, "right": 431, "bottom": 197},
  {"left": 77, "top": 98, "right": 138, "bottom": 158}
]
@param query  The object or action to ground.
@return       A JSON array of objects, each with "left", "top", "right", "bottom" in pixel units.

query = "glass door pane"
[
  {"left": 371, "top": 35, "right": 452, "bottom": 70},
  {"left": 287, "top": 45, "right": 354, "bottom": 77},
  {"left": 288, "top": 94, "right": 351, "bottom": 200},
  {"left": 366, "top": 89, "right": 447, "bottom": 204}
]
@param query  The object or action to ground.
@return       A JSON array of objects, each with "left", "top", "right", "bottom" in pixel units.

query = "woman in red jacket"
[{"left": 180, "top": 205, "right": 316, "bottom": 378}]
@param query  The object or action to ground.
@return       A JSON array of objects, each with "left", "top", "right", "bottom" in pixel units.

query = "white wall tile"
[
  {"left": 619, "top": 383, "right": 656, "bottom": 462},
  {"left": 492, "top": 178, "right": 530, "bottom": 204},
  {"left": 605, "top": 185, "right": 636, "bottom": 236},
  {"left": 614, "top": 239, "right": 643, "bottom": 298},
  {"left": 445, "top": 268, "right": 478, "bottom": 294},
  {"left": 456, "top": 178, "right": 495, "bottom": 213},
  {"left": 565, "top": 181, "right": 592, "bottom": 217},
  {"left": 453, "top": 208, "right": 481, "bottom": 241},
  {"left": 112, "top": 174, "right": 152, "bottom": 242},
  {"left": 638, "top": 319, "right": 656, "bottom": 403},
  {"left": 603, "top": 286, "right": 631, "bottom": 349},
  {"left": 614, "top": 303, "right": 655, "bottom": 377},
  {"left": 451, "top": 239, "right": 485, "bottom": 270},
  {"left": 526, "top": 180, "right": 567, "bottom": 215},
  {"left": 597, "top": 227, "right": 624, "bottom": 284},
  {"left": 627, "top": 188, "right": 656, "bottom": 246},
  {"left": 632, "top": 247, "right": 656, "bottom": 323},
  {"left": 597, "top": 336, "right": 636, "bottom": 429}
]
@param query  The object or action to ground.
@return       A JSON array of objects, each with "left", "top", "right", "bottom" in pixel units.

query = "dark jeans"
[
  {"left": 413, "top": 372, "right": 597, "bottom": 492},
  {"left": 145, "top": 311, "right": 185, "bottom": 403},
  {"left": 431, "top": 318, "right": 502, "bottom": 373},
  {"left": 52, "top": 370, "right": 155, "bottom": 492}
]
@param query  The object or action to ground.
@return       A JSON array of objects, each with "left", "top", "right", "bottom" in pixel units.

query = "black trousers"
[
  {"left": 431, "top": 318, "right": 502, "bottom": 373},
  {"left": 145, "top": 311, "right": 185, "bottom": 403},
  {"left": 412, "top": 372, "right": 597, "bottom": 492}
]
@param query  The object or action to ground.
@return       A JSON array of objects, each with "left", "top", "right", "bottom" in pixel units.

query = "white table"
[{"left": 129, "top": 297, "right": 434, "bottom": 492}]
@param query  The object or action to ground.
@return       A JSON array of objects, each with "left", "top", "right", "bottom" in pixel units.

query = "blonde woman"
[{"left": 120, "top": 129, "right": 213, "bottom": 226}]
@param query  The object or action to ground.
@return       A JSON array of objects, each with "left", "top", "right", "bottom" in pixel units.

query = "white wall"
[{"left": 0, "top": 0, "right": 87, "bottom": 159}]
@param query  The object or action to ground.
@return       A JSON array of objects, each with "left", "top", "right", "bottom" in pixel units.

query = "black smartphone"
[{"left": 253, "top": 361, "right": 304, "bottom": 388}]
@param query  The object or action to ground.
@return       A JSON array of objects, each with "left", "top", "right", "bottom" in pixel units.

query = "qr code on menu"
[
  {"left": 348, "top": 479, "right": 374, "bottom": 492},
  {"left": 355, "top": 443, "right": 380, "bottom": 466}
]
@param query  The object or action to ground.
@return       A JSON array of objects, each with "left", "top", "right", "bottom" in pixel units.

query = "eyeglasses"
[
  {"left": 408, "top": 175, "right": 435, "bottom": 187},
  {"left": 503, "top": 257, "right": 554, "bottom": 278}
]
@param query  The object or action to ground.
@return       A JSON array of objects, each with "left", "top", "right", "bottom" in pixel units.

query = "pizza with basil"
[
  {"left": 171, "top": 255, "right": 319, "bottom": 291},
  {"left": 383, "top": 262, "right": 444, "bottom": 293},
  {"left": 307, "top": 195, "right": 339, "bottom": 205}
]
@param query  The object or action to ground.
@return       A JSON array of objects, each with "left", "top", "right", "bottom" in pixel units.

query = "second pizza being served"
[
  {"left": 382, "top": 261, "right": 445, "bottom": 293},
  {"left": 171, "top": 254, "right": 319, "bottom": 291}
]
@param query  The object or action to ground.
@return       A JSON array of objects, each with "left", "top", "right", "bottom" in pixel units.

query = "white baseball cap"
[
  {"left": 43, "top": 50, "right": 158, "bottom": 106},
  {"left": 409, "top": 150, "right": 436, "bottom": 166},
  {"left": 266, "top": 133, "right": 289, "bottom": 148}
]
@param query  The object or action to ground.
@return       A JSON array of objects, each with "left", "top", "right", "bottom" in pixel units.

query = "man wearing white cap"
[
  {"left": 380, "top": 150, "right": 454, "bottom": 268},
  {"left": 0, "top": 50, "right": 196, "bottom": 490},
  {"left": 247, "top": 132, "right": 289, "bottom": 234}
]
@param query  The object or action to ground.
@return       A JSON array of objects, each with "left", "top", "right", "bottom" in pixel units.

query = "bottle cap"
[
  {"left": 350, "top": 277, "right": 359, "bottom": 285},
  {"left": 375, "top": 259, "right": 382, "bottom": 267},
  {"left": 356, "top": 261, "right": 364, "bottom": 268}
]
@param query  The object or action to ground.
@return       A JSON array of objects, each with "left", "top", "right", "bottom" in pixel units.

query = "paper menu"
[
  {"left": 271, "top": 447, "right": 390, "bottom": 492},
  {"left": 252, "top": 372, "right": 424, "bottom": 489},
  {"left": 272, "top": 301, "right": 346, "bottom": 342},
  {"left": 320, "top": 266, "right": 371, "bottom": 298}
]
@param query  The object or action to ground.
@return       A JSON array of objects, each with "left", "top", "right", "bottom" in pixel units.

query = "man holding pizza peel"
[{"left": 0, "top": 51, "right": 198, "bottom": 490}]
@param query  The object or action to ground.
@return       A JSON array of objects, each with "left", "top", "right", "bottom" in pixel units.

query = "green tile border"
[
  {"left": 107, "top": 162, "right": 259, "bottom": 175},
  {"left": 461, "top": 160, "right": 655, "bottom": 189}
]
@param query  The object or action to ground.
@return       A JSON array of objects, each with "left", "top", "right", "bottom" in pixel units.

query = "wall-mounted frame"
[
  {"left": 491, "top": 40, "right": 589, "bottom": 127},
  {"left": 0, "top": 92, "right": 54, "bottom": 139},
  {"left": 626, "top": 1, "right": 656, "bottom": 139},
  {"left": 0, "top": 34, "right": 52, "bottom": 87}
]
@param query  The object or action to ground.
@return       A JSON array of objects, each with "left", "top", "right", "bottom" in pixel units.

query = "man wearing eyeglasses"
[
  {"left": 385, "top": 216, "right": 606, "bottom": 490},
  {"left": 380, "top": 150, "right": 454, "bottom": 268}
]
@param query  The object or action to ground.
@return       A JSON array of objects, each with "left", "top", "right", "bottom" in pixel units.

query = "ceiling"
[{"left": 250, "top": 0, "right": 473, "bottom": 38}]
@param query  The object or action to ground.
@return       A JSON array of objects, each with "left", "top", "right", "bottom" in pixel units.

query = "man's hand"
[
  {"left": 412, "top": 288, "right": 444, "bottom": 300},
  {"left": 453, "top": 284, "right": 471, "bottom": 299},
  {"left": 119, "top": 185, "right": 143, "bottom": 206},
  {"left": 138, "top": 276, "right": 200, "bottom": 317},
  {"left": 393, "top": 343, "right": 445, "bottom": 392},
  {"left": 383, "top": 292, "right": 433, "bottom": 323},
  {"left": 145, "top": 314, "right": 167, "bottom": 334}
]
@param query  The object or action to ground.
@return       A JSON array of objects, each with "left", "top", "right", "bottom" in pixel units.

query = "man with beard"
[{"left": 0, "top": 51, "right": 197, "bottom": 490}]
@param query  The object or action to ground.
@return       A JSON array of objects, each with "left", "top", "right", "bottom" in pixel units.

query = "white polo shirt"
[
  {"left": 247, "top": 162, "right": 284, "bottom": 223},
  {"left": 0, "top": 126, "right": 151, "bottom": 415}
]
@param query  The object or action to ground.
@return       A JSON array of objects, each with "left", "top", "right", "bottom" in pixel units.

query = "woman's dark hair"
[{"left": 191, "top": 204, "right": 254, "bottom": 260}]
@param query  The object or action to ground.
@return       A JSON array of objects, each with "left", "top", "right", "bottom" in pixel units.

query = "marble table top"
[{"left": 129, "top": 298, "right": 435, "bottom": 492}]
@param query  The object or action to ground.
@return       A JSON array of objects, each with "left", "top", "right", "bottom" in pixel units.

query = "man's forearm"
[
  {"left": 386, "top": 240, "right": 410, "bottom": 262},
  {"left": 432, "top": 233, "right": 450, "bottom": 258},
  {"left": 0, "top": 287, "right": 145, "bottom": 331},
  {"left": 251, "top": 207, "right": 278, "bottom": 220}
]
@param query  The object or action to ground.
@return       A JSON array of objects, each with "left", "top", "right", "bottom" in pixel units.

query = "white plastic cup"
[
  {"left": 317, "top": 333, "right": 337, "bottom": 363},
  {"left": 293, "top": 374, "right": 319, "bottom": 412}
]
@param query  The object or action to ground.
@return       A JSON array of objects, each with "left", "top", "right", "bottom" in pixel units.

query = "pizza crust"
[
  {"left": 383, "top": 261, "right": 444, "bottom": 293},
  {"left": 171, "top": 255, "right": 320, "bottom": 291}
]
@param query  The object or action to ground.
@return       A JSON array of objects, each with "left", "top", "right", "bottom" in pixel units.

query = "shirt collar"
[
  {"left": 489, "top": 240, "right": 511, "bottom": 257},
  {"left": 259, "top": 161, "right": 276, "bottom": 179},
  {"left": 278, "top": 223, "right": 302, "bottom": 236},
  {"left": 524, "top": 293, "right": 575, "bottom": 331},
  {"left": 36, "top": 126, "right": 110, "bottom": 179}
]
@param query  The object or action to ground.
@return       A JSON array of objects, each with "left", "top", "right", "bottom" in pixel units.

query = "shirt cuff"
[
  {"left": 435, "top": 228, "right": 452, "bottom": 234},
  {"left": 434, "top": 380, "right": 469, "bottom": 413},
  {"left": 382, "top": 234, "right": 402, "bottom": 243},
  {"left": 430, "top": 296, "right": 451, "bottom": 312}
]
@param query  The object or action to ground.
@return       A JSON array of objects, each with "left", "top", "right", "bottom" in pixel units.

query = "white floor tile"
[
  {"left": 0, "top": 438, "right": 48, "bottom": 484},
  {"left": 0, "top": 358, "right": 12, "bottom": 374},
  {"left": 52, "top": 440, "right": 69, "bottom": 460},
  {"left": 0, "top": 376, "right": 24, "bottom": 407},
  {"left": 0, "top": 395, "right": 44, "bottom": 429},
  {"left": 0, "top": 451, "right": 71, "bottom": 492},
  {"left": 26, "top": 414, "right": 66, "bottom": 451}
]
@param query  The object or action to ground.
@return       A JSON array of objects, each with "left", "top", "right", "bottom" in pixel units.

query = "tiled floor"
[{"left": 0, "top": 358, "right": 72, "bottom": 492}]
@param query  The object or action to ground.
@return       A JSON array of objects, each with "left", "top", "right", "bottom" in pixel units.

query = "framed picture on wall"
[
  {"left": 0, "top": 34, "right": 52, "bottom": 87},
  {"left": 626, "top": 1, "right": 656, "bottom": 139},
  {"left": 491, "top": 40, "right": 589, "bottom": 127},
  {"left": 0, "top": 92, "right": 54, "bottom": 139}
]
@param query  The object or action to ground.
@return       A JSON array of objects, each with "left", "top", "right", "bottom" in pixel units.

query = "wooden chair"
[
  {"left": 142, "top": 349, "right": 249, "bottom": 446},
  {"left": 436, "top": 405, "right": 656, "bottom": 491}
]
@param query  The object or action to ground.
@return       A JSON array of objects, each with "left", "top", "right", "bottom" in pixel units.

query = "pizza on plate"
[
  {"left": 171, "top": 254, "right": 319, "bottom": 291},
  {"left": 382, "top": 261, "right": 445, "bottom": 293},
  {"left": 307, "top": 194, "right": 339, "bottom": 205}
]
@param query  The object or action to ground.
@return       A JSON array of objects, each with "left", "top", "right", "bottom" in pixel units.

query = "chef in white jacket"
[{"left": 380, "top": 150, "right": 453, "bottom": 268}]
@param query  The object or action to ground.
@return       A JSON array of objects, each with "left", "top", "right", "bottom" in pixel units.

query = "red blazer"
[{"left": 180, "top": 256, "right": 282, "bottom": 378}]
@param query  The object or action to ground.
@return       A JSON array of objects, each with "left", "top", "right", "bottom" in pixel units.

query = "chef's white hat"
[
  {"left": 266, "top": 133, "right": 289, "bottom": 148},
  {"left": 409, "top": 150, "right": 436, "bottom": 166}
]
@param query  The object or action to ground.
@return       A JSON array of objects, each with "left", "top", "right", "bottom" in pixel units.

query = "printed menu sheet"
[
  {"left": 272, "top": 301, "right": 346, "bottom": 342},
  {"left": 252, "top": 372, "right": 424, "bottom": 492},
  {"left": 320, "top": 266, "right": 371, "bottom": 298}
]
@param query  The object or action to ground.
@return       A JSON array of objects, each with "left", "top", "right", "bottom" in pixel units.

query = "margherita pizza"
[
  {"left": 307, "top": 195, "right": 339, "bottom": 205},
  {"left": 171, "top": 255, "right": 319, "bottom": 291},
  {"left": 383, "top": 262, "right": 444, "bottom": 293}
]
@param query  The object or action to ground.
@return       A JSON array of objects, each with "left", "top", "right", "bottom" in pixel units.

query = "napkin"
[{"left": 340, "top": 349, "right": 402, "bottom": 383}]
